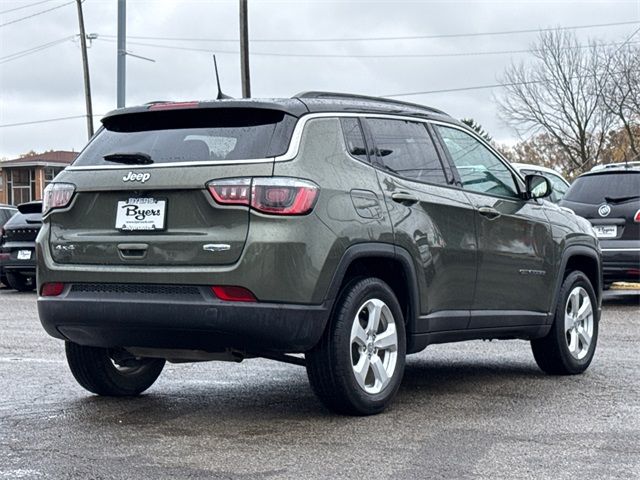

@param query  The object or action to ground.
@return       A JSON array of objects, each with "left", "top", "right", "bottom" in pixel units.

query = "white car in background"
[{"left": 511, "top": 163, "right": 570, "bottom": 203}]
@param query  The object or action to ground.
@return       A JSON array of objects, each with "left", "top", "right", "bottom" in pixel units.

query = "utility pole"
[
  {"left": 239, "top": 0, "right": 251, "bottom": 97},
  {"left": 75, "top": 0, "right": 93, "bottom": 138},
  {"left": 116, "top": 0, "right": 126, "bottom": 108}
]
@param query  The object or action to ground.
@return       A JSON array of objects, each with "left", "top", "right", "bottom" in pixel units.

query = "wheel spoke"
[
  {"left": 568, "top": 328, "right": 579, "bottom": 354},
  {"left": 353, "top": 354, "right": 370, "bottom": 390},
  {"left": 576, "top": 297, "right": 592, "bottom": 322},
  {"left": 374, "top": 323, "right": 397, "bottom": 351},
  {"left": 577, "top": 327, "right": 591, "bottom": 349},
  {"left": 351, "top": 321, "right": 368, "bottom": 348},
  {"left": 570, "top": 290, "right": 579, "bottom": 316},
  {"left": 366, "top": 300, "right": 383, "bottom": 333},
  {"left": 370, "top": 354, "right": 389, "bottom": 388},
  {"left": 564, "top": 311, "right": 574, "bottom": 334}
]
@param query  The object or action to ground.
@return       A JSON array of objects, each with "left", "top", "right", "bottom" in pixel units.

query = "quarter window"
[
  {"left": 436, "top": 126, "right": 519, "bottom": 198},
  {"left": 367, "top": 119, "right": 448, "bottom": 185},
  {"left": 340, "top": 118, "right": 369, "bottom": 163}
]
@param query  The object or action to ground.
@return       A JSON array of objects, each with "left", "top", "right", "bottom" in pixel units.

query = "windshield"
[
  {"left": 564, "top": 172, "right": 639, "bottom": 204},
  {"left": 73, "top": 108, "right": 297, "bottom": 166}
]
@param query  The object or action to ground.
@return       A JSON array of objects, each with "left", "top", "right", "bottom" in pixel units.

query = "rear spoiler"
[{"left": 17, "top": 202, "right": 43, "bottom": 214}]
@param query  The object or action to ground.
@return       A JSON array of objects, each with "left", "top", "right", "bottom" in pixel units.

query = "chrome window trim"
[{"left": 65, "top": 111, "right": 513, "bottom": 174}]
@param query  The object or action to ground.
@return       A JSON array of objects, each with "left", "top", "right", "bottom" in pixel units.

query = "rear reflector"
[
  {"left": 0, "top": 253, "right": 9, "bottom": 261},
  {"left": 634, "top": 209, "right": 640, "bottom": 223},
  {"left": 41, "top": 282, "right": 65, "bottom": 297},
  {"left": 211, "top": 286, "right": 257, "bottom": 302}
]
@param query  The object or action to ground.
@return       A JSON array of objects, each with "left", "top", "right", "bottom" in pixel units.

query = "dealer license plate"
[
  {"left": 593, "top": 225, "right": 617, "bottom": 238},
  {"left": 17, "top": 250, "right": 32, "bottom": 260},
  {"left": 115, "top": 198, "right": 166, "bottom": 231}
]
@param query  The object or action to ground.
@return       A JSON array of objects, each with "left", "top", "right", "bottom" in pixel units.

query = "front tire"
[
  {"left": 65, "top": 342, "right": 165, "bottom": 396},
  {"left": 6, "top": 272, "right": 35, "bottom": 292},
  {"left": 531, "top": 271, "right": 598, "bottom": 375},
  {"left": 306, "top": 277, "right": 406, "bottom": 415}
]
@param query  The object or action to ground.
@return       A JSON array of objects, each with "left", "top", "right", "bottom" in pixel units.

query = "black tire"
[
  {"left": 0, "top": 275, "right": 7, "bottom": 287},
  {"left": 306, "top": 277, "right": 406, "bottom": 415},
  {"left": 531, "top": 271, "right": 599, "bottom": 375},
  {"left": 65, "top": 342, "right": 165, "bottom": 396},
  {"left": 6, "top": 272, "right": 35, "bottom": 292}
]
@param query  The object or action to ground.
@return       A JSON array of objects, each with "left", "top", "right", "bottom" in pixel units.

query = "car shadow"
[{"left": 65, "top": 355, "right": 548, "bottom": 427}]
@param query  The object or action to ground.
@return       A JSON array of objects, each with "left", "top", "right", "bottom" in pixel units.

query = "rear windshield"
[
  {"left": 564, "top": 172, "right": 640, "bottom": 203},
  {"left": 73, "top": 108, "right": 297, "bottom": 166}
]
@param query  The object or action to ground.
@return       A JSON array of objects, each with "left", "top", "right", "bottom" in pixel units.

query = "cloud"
[{"left": 1, "top": 0, "right": 638, "bottom": 158}]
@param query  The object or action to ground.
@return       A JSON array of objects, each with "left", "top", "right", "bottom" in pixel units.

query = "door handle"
[
  {"left": 391, "top": 192, "right": 419, "bottom": 206},
  {"left": 118, "top": 243, "right": 148, "bottom": 259},
  {"left": 478, "top": 206, "right": 501, "bottom": 220}
]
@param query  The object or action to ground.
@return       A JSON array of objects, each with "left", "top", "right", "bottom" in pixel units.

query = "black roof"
[{"left": 101, "top": 92, "right": 453, "bottom": 123}]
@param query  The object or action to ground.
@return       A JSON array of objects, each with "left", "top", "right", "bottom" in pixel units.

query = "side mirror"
[{"left": 525, "top": 174, "right": 552, "bottom": 200}]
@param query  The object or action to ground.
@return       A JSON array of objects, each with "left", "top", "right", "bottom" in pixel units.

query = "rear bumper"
[
  {"left": 601, "top": 243, "right": 640, "bottom": 283},
  {"left": 0, "top": 243, "right": 36, "bottom": 276},
  {"left": 38, "top": 284, "right": 330, "bottom": 353}
]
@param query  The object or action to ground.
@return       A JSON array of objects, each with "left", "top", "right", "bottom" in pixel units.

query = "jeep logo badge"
[
  {"left": 598, "top": 204, "right": 611, "bottom": 217},
  {"left": 123, "top": 171, "right": 151, "bottom": 183}
]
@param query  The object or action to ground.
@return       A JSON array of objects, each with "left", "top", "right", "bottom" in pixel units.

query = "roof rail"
[
  {"left": 294, "top": 91, "right": 446, "bottom": 115},
  {"left": 590, "top": 160, "right": 640, "bottom": 172}
]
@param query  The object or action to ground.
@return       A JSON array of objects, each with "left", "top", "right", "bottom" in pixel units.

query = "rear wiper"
[
  {"left": 103, "top": 152, "right": 153, "bottom": 165},
  {"left": 604, "top": 195, "right": 640, "bottom": 204}
]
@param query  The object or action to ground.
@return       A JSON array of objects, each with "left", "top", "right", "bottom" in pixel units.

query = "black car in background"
[
  {"left": 0, "top": 201, "right": 42, "bottom": 291},
  {"left": 0, "top": 204, "right": 19, "bottom": 286},
  {"left": 560, "top": 164, "right": 640, "bottom": 288}
]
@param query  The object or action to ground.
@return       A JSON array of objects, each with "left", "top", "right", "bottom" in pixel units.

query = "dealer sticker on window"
[{"left": 115, "top": 198, "right": 166, "bottom": 231}]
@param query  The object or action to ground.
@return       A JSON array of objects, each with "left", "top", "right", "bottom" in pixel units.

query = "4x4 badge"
[
  {"left": 123, "top": 171, "right": 151, "bottom": 183},
  {"left": 598, "top": 204, "right": 611, "bottom": 217}
]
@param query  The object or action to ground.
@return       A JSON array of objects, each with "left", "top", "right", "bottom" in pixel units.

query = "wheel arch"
[
  {"left": 552, "top": 245, "right": 602, "bottom": 322},
  {"left": 324, "top": 243, "right": 421, "bottom": 346}
]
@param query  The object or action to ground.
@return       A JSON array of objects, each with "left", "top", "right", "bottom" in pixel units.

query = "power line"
[
  {"left": 0, "top": 0, "right": 57, "bottom": 15},
  {"left": 0, "top": 35, "right": 75, "bottom": 64},
  {"left": 0, "top": 0, "right": 76, "bottom": 28},
  {"left": 0, "top": 114, "right": 102, "bottom": 128},
  {"left": 94, "top": 37, "right": 639, "bottom": 59},
  {"left": 383, "top": 68, "right": 640, "bottom": 97},
  {"left": 99, "top": 19, "right": 640, "bottom": 43}
]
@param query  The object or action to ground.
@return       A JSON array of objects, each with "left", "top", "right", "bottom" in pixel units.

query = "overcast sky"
[{"left": 1, "top": 0, "right": 639, "bottom": 159}]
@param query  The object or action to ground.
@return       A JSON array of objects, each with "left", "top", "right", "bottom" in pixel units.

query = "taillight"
[
  {"left": 634, "top": 209, "right": 640, "bottom": 223},
  {"left": 208, "top": 178, "right": 251, "bottom": 205},
  {"left": 207, "top": 177, "right": 319, "bottom": 215},
  {"left": 42, "top": 183, "right": 75, "bottom": 215},
  {"left": 41, "top": 282, "right": 65, "bottom": 297},
  {"left": 211, "top": 286, "right": 256, "bottom": 302}
]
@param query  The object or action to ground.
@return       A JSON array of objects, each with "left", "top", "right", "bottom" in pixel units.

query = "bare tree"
[
  {"left": 599, "top": 44, "right": 640, "bottom": 157},
  {"left": 497, "top": 30, "right": 615, "bottom": 175}
]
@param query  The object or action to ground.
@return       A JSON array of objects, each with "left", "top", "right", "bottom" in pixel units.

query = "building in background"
[{"left": 0, "top": 151, "right": 77, "bottom": 205}]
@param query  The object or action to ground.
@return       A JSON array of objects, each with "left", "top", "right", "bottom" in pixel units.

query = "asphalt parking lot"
[{"left": 0, "top": 287, "right": 638, "bottom": 480}]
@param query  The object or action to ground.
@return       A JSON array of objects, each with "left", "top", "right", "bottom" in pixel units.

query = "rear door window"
[
  {"left": 367, "top": 118, "right": 448, "bottom": 185},
  {"left": 340, "top": 118, "right": 369, "bottom": 163},
  {"left": 73, "top": 108, "right": 297, "bottom": 166}
]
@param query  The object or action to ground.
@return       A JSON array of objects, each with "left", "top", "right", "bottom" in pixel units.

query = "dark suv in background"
[
  {"left": 1, "top": 201, "right": 42, "bottom": 291},
  {"left": 560, "top": 164, "right": 640, "bottom": 288},
  {"left": 0, "top": 203, "right": 18, "bottom": 286},
  {"left": 37, "top": 92, "right": 601, "bottom": 415}
]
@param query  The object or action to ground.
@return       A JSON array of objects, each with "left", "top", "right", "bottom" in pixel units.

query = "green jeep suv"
[{"left": 37, "top": 92, "right": 601, "bottom": 415}]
